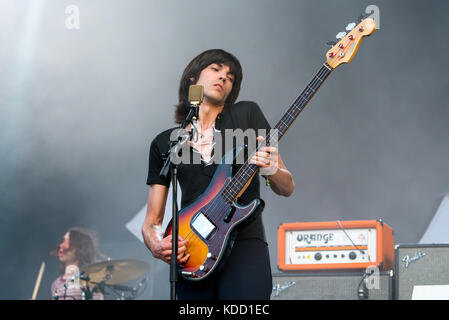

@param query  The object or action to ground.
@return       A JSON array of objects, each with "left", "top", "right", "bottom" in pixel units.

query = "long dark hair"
[
  {"left": 51, "top": 227, "right": 104, "bottom": 274},
  {"left": 174, "top": 49, "right": 243, "bottom": 124}
]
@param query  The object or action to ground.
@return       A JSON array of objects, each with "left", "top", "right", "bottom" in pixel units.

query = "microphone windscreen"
[{"left": 188, "top": 85, "right": 204, "bottom": 105}]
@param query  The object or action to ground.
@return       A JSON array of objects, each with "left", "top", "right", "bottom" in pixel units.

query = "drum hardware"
[
  {"left": 92, "top": 277, "right": 148, "bottom": 300},
  {"left": 61, "top": 259, "right": 149, "bottom": 300}
]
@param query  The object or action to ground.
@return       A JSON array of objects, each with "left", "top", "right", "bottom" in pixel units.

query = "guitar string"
[
  {"left": 185, "top": 64, "right": 331, "bottom": 238},
  {"left": 185, "top": 64, "right": 331, "bottom": 239},
  {"left": 179, "top": 149, "right": 238, "bottom": 247},
  {"left": 182, "top": 178, "right": 233, "bottom": 248},
  {"left": 220, "top": 69, "right": 324, "bottom": 202},
  {"left": 180, "top": 64, "right": 330, "bottom": 265},
  {"left": 179, "top": 64, "right": 332, "bottom": 263},
  {"left": 190, "top": 63, "right": 331, "bottom": 249},
  {"left": 182, "top": 169, "right": 236, "bottom": 248},
  {"left": 220, "top": 64, "right": 331, "bottom": 207},
  {"left": 179, "top": 141, "right": 236, "bottom": 244},
  {"left": 227, "top": 64, "right": 330, "bottom": 193},
  {"left": 183, "top": 131, "right": 260, "bottom": 242}
]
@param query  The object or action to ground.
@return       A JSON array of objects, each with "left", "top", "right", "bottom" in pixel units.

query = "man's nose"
[{"left": 218, "top": 73, "right": 227, "bottom": 82}]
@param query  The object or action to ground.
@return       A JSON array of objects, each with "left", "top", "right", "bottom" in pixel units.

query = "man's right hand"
[
  {"left": 142, "top": 185, "right": 190, "bottom": 266},
  {"left": 151, "top": 234, "right": 190, "bottom": 266}
]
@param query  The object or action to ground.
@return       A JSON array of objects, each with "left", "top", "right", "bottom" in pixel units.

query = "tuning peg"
[
  {"left": 336, "top": 31, "right": 346, "bottom": 40},
  {"left": 357, "top": 13, "right": 369, "bottom": 23},
  {"left": 326, "top": 40, "right": 337, "bottom": 47},
  {"left": 345, "top": 22, "right": 356, "bottom": 31}
]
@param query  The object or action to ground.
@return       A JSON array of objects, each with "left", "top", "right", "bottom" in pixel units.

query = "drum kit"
[{"left": 64, "top": 259, "right": 150, "bottom": 300}]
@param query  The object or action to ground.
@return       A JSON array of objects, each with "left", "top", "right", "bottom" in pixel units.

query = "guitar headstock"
[{"left": 326, "top": 18, "right": 376, "bottom": 69}]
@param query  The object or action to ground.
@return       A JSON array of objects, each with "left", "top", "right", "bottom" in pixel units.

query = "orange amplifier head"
[{"left": 277, "top": 220, "right": 394, "bottom": 271}]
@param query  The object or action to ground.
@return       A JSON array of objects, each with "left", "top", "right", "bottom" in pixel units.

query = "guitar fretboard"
[{"left": 222, "top": 63, "right": 333, "bottom": 202}]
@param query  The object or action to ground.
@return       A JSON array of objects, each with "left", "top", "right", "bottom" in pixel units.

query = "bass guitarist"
[{"left": 142, "top": 49, "right": 294, "bottom": 300}]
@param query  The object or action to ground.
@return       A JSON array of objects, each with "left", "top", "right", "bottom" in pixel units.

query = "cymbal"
[{"left": 80, "top": 259, "right": 149, "bottom": 285}]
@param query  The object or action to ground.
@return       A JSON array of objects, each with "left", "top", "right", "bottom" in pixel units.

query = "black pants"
[{"left": 176, "top": 238, "right": 272, "bottom": 300}]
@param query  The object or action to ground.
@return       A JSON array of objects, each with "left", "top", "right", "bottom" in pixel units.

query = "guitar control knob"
[
  {"left": 207, "top": 252, "right": 216, "bottom": 260},
  {"left": 314, "top": 253, "right": 322, "bottom": 261},
  {"left": 349, "top": 252, "right": 357, "bottom": 260},
  {"left": 199, "top": 265, "right": 208, "bottom": 272}
]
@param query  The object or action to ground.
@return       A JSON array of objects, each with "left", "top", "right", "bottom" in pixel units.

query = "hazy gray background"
[{"left": 1, "top": 0, "right": 448, "bottom": 299}]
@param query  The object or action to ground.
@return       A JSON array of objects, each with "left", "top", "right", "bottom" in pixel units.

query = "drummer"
[{"left": 50, "top": 227, "right": 105, "bottom": 300}]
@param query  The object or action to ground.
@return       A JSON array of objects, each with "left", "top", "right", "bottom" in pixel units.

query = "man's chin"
[
  {"left": 204, "top": 92, "right": 227, "bottom": 105},
  {"left": 205, "top": 98, "right": 226, "bottom": 107}
]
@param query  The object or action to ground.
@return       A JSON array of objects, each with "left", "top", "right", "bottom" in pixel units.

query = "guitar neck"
[
  {"left": 273, "top": 63, "right": 333, "bottom": 140},
  {"left": 222, "top": 63, "right": 334, "bottom": 202}
]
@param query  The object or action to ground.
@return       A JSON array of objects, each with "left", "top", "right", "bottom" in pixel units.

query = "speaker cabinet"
[
  {"left": 395, "top": 244, "right": 449, "bottom": 299},
  {"left": 271, "top": 271, "right": 393, "bottom": 300}
]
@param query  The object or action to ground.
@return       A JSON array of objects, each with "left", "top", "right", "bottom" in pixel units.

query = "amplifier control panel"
[
  {"left": 278, "top": 220, "right": 394, "bottom": 271},
  {"left": 285, "top": 228, "right": 376, "bottom": 265}
]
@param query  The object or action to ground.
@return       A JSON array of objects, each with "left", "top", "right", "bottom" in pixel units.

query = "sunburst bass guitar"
[{"left": 165, "top": 18, "right": 377, "bottom": 281}]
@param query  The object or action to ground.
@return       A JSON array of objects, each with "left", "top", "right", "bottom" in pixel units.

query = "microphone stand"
[{"left": 160, "top": 103, "right": 198, "bottom": 300}]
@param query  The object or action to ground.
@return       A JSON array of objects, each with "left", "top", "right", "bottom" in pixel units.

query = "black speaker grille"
[
  {"left": 395, "top": 244, "right": 449, "bottom": 300},
  {"left": 271, "top": 271, "right": 393, "bottom": 300}
]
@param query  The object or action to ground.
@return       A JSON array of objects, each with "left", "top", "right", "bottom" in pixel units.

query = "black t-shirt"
[{"left": 146, "top": 101, "right": 271, "bottom": 241}]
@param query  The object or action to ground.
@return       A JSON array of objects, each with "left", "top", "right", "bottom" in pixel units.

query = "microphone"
[
  {"left": 188, "top": 84, "right": 204, "bottom": 121},
  {"left": 187, "top": 85, "right": 203, "bottom": 142}
]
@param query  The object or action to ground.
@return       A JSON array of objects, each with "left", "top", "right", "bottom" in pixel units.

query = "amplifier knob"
[
  {"left": 349, "top": 252, "right": 357, "bottom": 260},
  {"left": 314, "top": 253, "right": 322, "bottom": 261}
]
